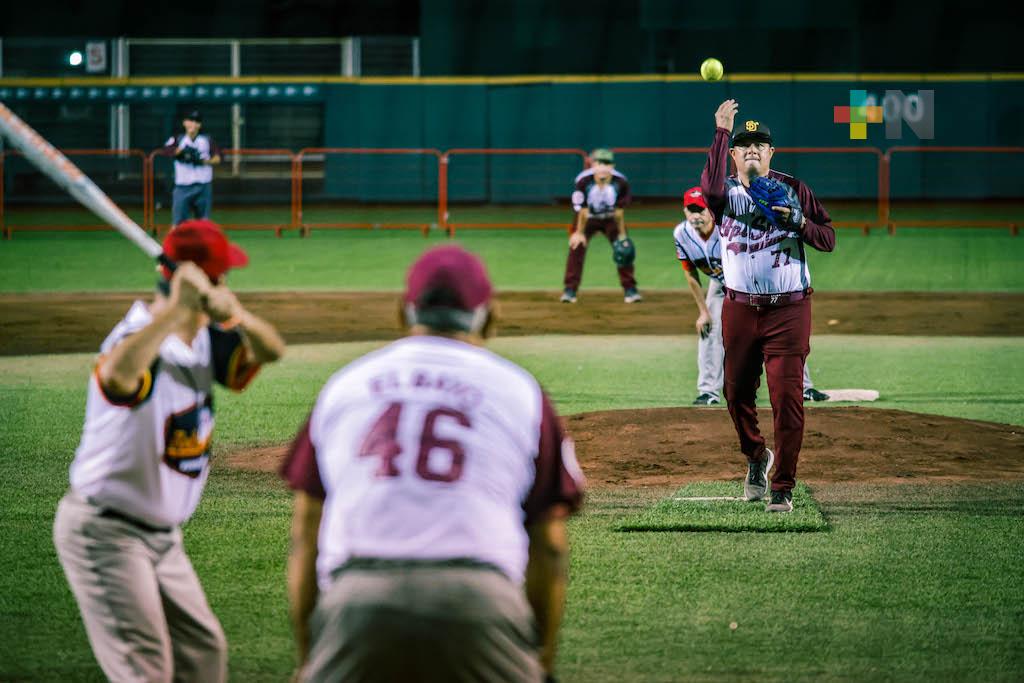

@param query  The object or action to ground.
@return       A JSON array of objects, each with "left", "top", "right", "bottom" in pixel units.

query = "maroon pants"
[
  {"left": 563, "top": 217, "right": 637, "bottom": 291},
  {"left": 721, "top": 296, "right": 812, "bottom": 491}
]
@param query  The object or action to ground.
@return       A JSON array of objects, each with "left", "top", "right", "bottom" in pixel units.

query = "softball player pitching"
[
  {"left": 700, "top": 101, "right": 836, "bottom": 512},
  {"left": 674, "top": 186, "right": 828, "bottom": 406},
  {"left": 282, "top": 245, "right": 584, "bottom": 683},
  {"left": 53, "top": 220, "right": 285, "bottom": 682}
]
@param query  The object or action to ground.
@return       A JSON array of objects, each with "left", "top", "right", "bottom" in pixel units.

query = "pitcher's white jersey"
[
  {"left": 718, "top": 177, "right": 810, "bottom": 294},
  {"left": 673, "top": 219, "right": 724, "bottom": 284},
  {"left": 69, "top": 301, "right": 259, "bottom": 527},
  {"left": 282, "top": 335, "right": 584, "bottom": 588}
]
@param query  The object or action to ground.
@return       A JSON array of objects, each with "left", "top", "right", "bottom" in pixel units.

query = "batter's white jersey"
[
  {"left": 718, "top": 178, "right": 810, "bottom": 294},
  {"left": 673, "top": 219, "right": 724, "bottom": 284},
  {"left": 165, "top": 134, "right": 217, "bottom": 185},
  {"left": 282, "top": 335, "right": 584, "bottom": 588},
  {"left": 69, "top": 301, "right": 258, "bottom": 528}
]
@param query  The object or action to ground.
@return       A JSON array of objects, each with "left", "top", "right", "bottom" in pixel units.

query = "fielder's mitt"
[
  {"left": 612, "top": 237, "right": 636, "bottom": 267},
  {"left": 747, "top": 176, "right": 802, "bottom": 230},
  {"left": 179, "top": 146, "right": 204, "bottom": 166}
]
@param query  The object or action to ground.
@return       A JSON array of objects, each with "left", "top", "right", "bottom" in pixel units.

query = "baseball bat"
[{"left": 0, "top": 102, "right": 174, "bottom": 270}]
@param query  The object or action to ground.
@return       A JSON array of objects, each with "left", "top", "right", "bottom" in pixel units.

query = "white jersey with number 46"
[{"left": 282, "top": 335, "right": 583, "bottom": 588}]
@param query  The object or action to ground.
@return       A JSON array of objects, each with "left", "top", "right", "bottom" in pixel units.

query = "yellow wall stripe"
[{"left": 2, "top": 73, "right": 1022, "bottom": 88}]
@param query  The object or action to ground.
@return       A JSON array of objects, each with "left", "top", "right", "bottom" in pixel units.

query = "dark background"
[{"left": 2, "top": 0, "right": 1020, "bottom": 75}]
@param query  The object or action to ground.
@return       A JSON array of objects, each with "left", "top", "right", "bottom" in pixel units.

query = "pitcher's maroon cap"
[
  {"left": 404, "top": 245, "right": 492, "bottom": 312},
  {"left": 161, "top": 219, "right": 248, "bottom": 282}
]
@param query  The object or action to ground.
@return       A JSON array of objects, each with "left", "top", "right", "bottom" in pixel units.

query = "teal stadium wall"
[{"left": 320, "top": 79, "right": 1023, "bottom": 202}]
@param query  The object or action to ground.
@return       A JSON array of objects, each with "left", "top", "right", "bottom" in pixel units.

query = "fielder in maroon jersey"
[
  {"left": 700, "top": 99, "right": 836, "bottom": 512},
  {"left": 560, "top": 148, "right": 642, "bottom": 304}
]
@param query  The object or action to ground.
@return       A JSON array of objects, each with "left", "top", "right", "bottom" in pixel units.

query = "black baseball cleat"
[
  {"left": 560, "top": 288, "right": 577, "bottom": 303},
  {"left": 693, "top": 393, "right": 721, "bottom": 406},
  {"left": 743, "top": 448, "right": 774, "bottom": 501},
  {"left": 803, "top": 388, "right": 830, "bottom": 402},
  {"left": 766, "top": 489, "right": 794, "bottom": 513}
]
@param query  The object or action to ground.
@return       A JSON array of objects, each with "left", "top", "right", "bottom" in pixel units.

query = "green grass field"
[
  {"left": 2, "top": 224, "right": 1023, "bottom": 681},
  {"left": 1, "top": 225, "right": 1023, "bottom": 293}
]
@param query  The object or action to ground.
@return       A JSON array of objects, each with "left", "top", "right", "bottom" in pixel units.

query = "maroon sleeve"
[
  {"left": 523, "top": 392, "right": 584, "bottom": 525},
  {"left": 279, "top": 416, "right": 326, "bottom": 500},
  {"left": 615, "top": 176, "right": 632, "bottom": 208},
  {"left": 791, "top": 178, "right": 836, "bottom": 253},
  {"left": 700, "top": 127, "right": 732, "bottom": 223}
]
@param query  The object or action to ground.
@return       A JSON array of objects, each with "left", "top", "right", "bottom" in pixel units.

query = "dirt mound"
[
  {"left": 3, "top": 291, "right": 1023, "bottom": 356},
  {"left": 223, "top": 406, "right": 1024, "bottom": 488}
]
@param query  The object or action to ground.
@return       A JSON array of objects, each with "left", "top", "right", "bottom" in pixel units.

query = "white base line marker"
[{"left": 671, "top": 496, "right": 746, "bottom": 502}]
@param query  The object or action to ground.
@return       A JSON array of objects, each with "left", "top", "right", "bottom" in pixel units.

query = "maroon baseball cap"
[
  {"left": 404, "top": 245, "right": 492, "bottom": 310},
  {"left": 161, "top": 219, "right": 248, "bottom": 282},
  {"left": 404, "top": 246, "right": 492, "bottom": 332},
  {"left": 683, "top": 186, "right": 708, "bottom": 210}
]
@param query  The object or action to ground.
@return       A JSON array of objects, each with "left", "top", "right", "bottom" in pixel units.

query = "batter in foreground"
[
  {"left": 53, "top": 220, "right": 285, "bottom": 681},
  {"left": 700, "top": 100, "right": 836, "bottom": 512}
]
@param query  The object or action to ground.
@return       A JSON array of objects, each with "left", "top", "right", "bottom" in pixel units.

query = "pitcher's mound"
[{"left": 225, "top": 407, "right": 1024, "bottom": 488}]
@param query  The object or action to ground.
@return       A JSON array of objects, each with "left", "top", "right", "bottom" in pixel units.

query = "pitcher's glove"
[
  {"left": 748, "top": 176, "right": 802, "bottom": 230},
  {"left": 612, "top": 237, "right": 635, "bottom": 267},
  {"left": 178, "top": 146, "right": 204, "bottom": 166}
]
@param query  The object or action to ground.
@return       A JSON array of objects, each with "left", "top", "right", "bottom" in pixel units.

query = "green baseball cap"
[{"left": 591, "top": 148, "right": 615, "bottom": 163}]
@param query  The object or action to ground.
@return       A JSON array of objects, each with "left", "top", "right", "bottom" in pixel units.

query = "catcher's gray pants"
[
  {"left": 53, "top": 491, "right": 227, "bottom": 683},
  {"left": 302, "top": 560, "right": 543, "bottom": 683},
  {"left": 172, "top": 182, "right": 213, "bottom": 226},
  {"left": 702, "top": 280, "right": 814, "bottom": 398}
]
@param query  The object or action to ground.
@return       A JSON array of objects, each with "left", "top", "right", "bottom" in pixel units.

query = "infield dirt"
[
  {"left": 9, "top": 290, "right": 1022, "bottom": 488},
  {"left": 226, "top": 407, "right": 1024, "bottom": 487},
  {"left": 2, "top": 290, "right": 1023, "bottom": 356}
]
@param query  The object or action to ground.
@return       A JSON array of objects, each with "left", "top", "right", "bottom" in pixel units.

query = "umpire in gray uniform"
[{"left": 163, "top": 110, "right": 221, "bottom": 228}]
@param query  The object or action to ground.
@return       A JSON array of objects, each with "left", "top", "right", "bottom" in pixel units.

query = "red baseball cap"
[
  {"left": 683, "top": 186, "right": 708, "bottom": 210},
  {"left": 404, "top": 245, "right": 492, "bottom": 311},
  {"left": 161, "top": 219, "right": 248, "bottom": 282}
]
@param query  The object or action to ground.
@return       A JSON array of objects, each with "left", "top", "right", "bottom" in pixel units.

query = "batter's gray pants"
[
  {"left": 172, "top": 183, "right": 213, "bottom": 226},
  {"left": 302, "top": 561, "right": 543, "bottom": 683},
  {"left": 53, "top": 491, "right": 227, "bottom": 683},
  {"left": 701, "top": 280, "right": 814, "bottom": 398}
]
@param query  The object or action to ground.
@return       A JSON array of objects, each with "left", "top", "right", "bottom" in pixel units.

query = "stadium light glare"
[{"left": 68, "top": 51, "right": 83, "bottom": 67}]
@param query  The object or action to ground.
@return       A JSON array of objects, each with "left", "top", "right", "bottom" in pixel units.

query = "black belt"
[
  {"left": 332, "top": 556, "right": 505, "bottom": 579},
  {"left": 726, "top": 287, "right": 812, "bottom": 306},
  {"left": 98, "top": 507, "right": 172, "bottom": 534}
]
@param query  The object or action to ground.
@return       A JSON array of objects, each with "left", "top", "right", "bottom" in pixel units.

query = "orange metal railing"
[
  {"left": 442, "top": 148, "right": 589, "bottom": 235},
  {"left": 883, "top": 147, "right": 1024, "bottom": 235},
  {"left": 294, "top": 148, "right": 444, "bottom": 236},
  {"left": 1, "top": 148, "right": 148, "bottom": 239},
  {"left": 5, "top": 145, "right": 1021, "bottom": 240}
]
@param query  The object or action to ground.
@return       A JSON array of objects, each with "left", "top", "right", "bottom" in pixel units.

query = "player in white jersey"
[
  {"left": 701, "top": 101, "right": 836, "bottom": 513},
  {"left": 674, "top": 186, "right": 827, "bottom": 406},
  {"left": 53, "top": 219, "right": 285, "bottom": 682},
  {"left": 282, "top": 245, "right": 584, "bottom": 683},
  {"left": 162, "top": 109, "right": 221, "bottom": 227}
]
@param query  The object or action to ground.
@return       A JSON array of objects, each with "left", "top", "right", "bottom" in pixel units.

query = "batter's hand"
[
  {"left": 569, "top": 232, "right": 588, "bottom": 249},
  {"left": 695, "top": 311, "right": 712, "bottom": 338},
  {"left": 169, "top": 262, "right": 210, "bottom": 312},
  {"left": 715, "top": 99, "right": 738, "bottom": 131},
  {"left": 203, "top": 285, "right": 242, "bottom": 323}
]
